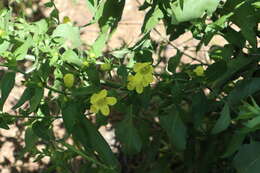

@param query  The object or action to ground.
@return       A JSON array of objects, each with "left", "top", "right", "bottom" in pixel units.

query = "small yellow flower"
[
  {"left": 62, "top": 16, "right": 71, "bottom": 24},
  {"left": 89, "top": 52, "right": 96, "bottom": 59},
  {"left": 63, "top": 73, "right": 75, "bottom": 88},
  {"left": 127, "top": 62, "right": 154, "bottom": 94},
  {"left": 193, "top": 66, "right": 204, "bottom": 76},
  {"left": 90, "top": 89, "right": 117, "bottom": 116},
  {"left": 82, "top": 61, "right": 89, "bottom": 67},
  {"left": 133, "top": 62, "right": 154, "bottom": 75},
  {"left": 127, "top": 73, "right": 153, "bottom": 94},
  {"left": 0, "top": 29, "right": 4, "bottom": 37},
  {"left": 100, "top": 63, "right": 111, "bottom": 71}
]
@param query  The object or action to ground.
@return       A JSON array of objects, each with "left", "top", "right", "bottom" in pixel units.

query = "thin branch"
[{"left": 153, "top": 28, "right": 208, "bottom": 65}]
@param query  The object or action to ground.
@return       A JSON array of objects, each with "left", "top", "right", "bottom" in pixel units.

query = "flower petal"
[
  {"left": 99, "top": 89, "right": 107, "bottom": 98},
  {"left": 90, "top": 105, "right": 99, "bottom": 113},
  {"left": 127, "top": 83, "right": 135, "bottom": 90},
  {"left": 106, "top": 97, "right": 117, "bottom": 105},
  {"left": 100, "top": 105, "right": 110, "bottom": 116},
  {"left": 127, "top": 75, "right": 134, "bottom": 81},
  {"left": 90, "top": 93, "right": 99, "bottom": 104},
  {"left": 135, "top": 73, "right": 143, "bottom": 81},
  {"left": 136, "top": 85, "right": 143, "bottom": 94},
  {"left": 143, "top": 74, "right": 153, "bottom": 85},
  {"left": 133, "top": 63, "right": 144, "bottom": 72}
]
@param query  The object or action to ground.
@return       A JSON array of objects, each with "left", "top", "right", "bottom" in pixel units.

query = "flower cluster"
[
  {"left": 90, "top": 89, "right": 117, "bottom": 116},
  {"left": 127, "top": 62, "right": 154, "bottom": 94}
]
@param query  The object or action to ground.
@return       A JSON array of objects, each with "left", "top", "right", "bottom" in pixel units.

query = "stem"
[
  {"left": 44, "top": 84, "right": 68, "bottom": 95},
  {"left": 153, "top": 28, "right": 208, "bottom": 65}
]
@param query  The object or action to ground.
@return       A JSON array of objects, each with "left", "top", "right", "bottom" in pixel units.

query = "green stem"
[{"left": 44, "top": 84, "right": 69, "bottom": 95}]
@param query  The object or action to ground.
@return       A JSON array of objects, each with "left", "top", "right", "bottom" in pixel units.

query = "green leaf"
[
  {"left": 12, "top": 87, "right": 33, "bottom": 110},
  {"left": 34, "top": 19, "right": 48, "bottom": 35},
  {"left": 85, "top": 0, "right": 96, "bottom": 14},
  {"left": 0, "top": 113, "right": 10, "bottom": 130},
  {"left": 91, "top": 0, "right": 125, "bottom": 56},
  {"left": 0, "top": 40, "right": 10, "bottom": 53},
  {"left": 205, "top": 60, "right": 227, "bottom": 82},
  {"left": 167, "top": 51, "right": 182, "bottom": 73},
  {"left": 91, "top": 30, "right": 109, "bottom": 57},
  {"left": 160, "top": 109, "right": 187, "bottom": 150},
  {"left": 44, "top": 1, "right": 54, "bottom": 7},
  {"left": 72, "top": 114, "right": 120, "bottom": 171},
  {"left": 252, "top": 2, "right": 260, "bottom": 8},
  {"left": 222, "top": 132, "right": 246, "bottom": 158},
  {"left": 14, "top": 35, "right": 33, "bottom": 60},
  {"left": 0, "top": 72, "right": 16, "bottom": 111},
  {"left": 228, "top": 78, "right": 260, "bottom": 105},
  {"left": 62, "top": 49, "right": 83, "bottom": 66},
  {"left": 115, "top": 107, "right": 142, "bottom": 154},
  {"left": 86, "top": 65, "right": 100, "bottom": 86},
  {"left": 97, "top": 0, "right": 125, "bottom": 30},
  {"left": 29, "top": 87, "right": 44, "bottom": 113},
  {"left": 32, "top": 119, "right": 53, "bottom": 141},
  {"left": 233, "top": 142, "right": 260, "bottom": 173},
  {"left": 213, "top": 54, "right": 254, "bottom": 89},
  {"left": 52, "top": 24, "right": 81, "bottom": 48},
  {"left": 24, "top": 126, "right": 38, "bottom": 151},
  {"left": 61, "top": 102, "right": 78, "bottom": 133},
  {"left": 171, "top": 0, "right": 220, "bottom": 24},
  {"left": 231, "top": 1, "right": 258, "bottom": 48},
  {"left": 191, "top": 91, "right": 208, "bottom": 127},
  {"left": 223, "top": 28, "right": 246, "bottom": 48},
  {"left": 245, "top": 116, "right": 260, "bottom": 129},
  {"left": 112, "top": 48, "right": 130, "bottom": 59},
  {"left": 61, "top": 141, "right": 109, "bottom": 169},
  {"left": 141, "top": 5, "right": 163, "bottom": 33},
  {"left": 211, "top": 104, "right": 231, "bottom": 134}
]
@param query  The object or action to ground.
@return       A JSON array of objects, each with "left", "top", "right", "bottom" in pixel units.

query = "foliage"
[{"left": 0, "top": 0, "right": 260, "bottom": 172}]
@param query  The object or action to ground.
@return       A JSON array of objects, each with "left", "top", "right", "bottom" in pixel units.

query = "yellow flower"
[
  {"left": 89, "top": 52, "right": 96, "bottom": 59},
  {"left": 127, "top": 73, "right": 153, "bottom": 94},
  {"left": 100, "top": 63, "right": 111, "bottom": 71},
  {"left": 62, "top": 16, "right": 71, "bottom": 24},
  {"left": 0, "top": 29, "right": 4, "bottom": 37},
  {"left": 193, "top": 66, "right": 204, "bottom": 76},
  {"left": 63, "top": 73, "right": 75, "bottom": 88},
  {"left": 82, "top": 61, "right": 89, "bottom": 67},
  {"left": 133, "top": 62, "right": 153, "bottom": 75},
  {"left": 127, "top": 62, "right": 154, "bottom": 94},
  {"left": 90, "top": 89, "right": 117, "bottom": 116}
]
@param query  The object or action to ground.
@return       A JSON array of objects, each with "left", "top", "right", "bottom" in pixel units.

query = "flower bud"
[
  {"left": 100, "top": 63, "right": 111, "bottom": 71},
  {"left": 63, "top": 73, "right": 75, "bottom": 88}
]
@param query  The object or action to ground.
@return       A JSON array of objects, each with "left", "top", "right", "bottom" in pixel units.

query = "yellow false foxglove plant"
[{"left": 90, "top": 89, "right": 117, "bottom": 116}]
